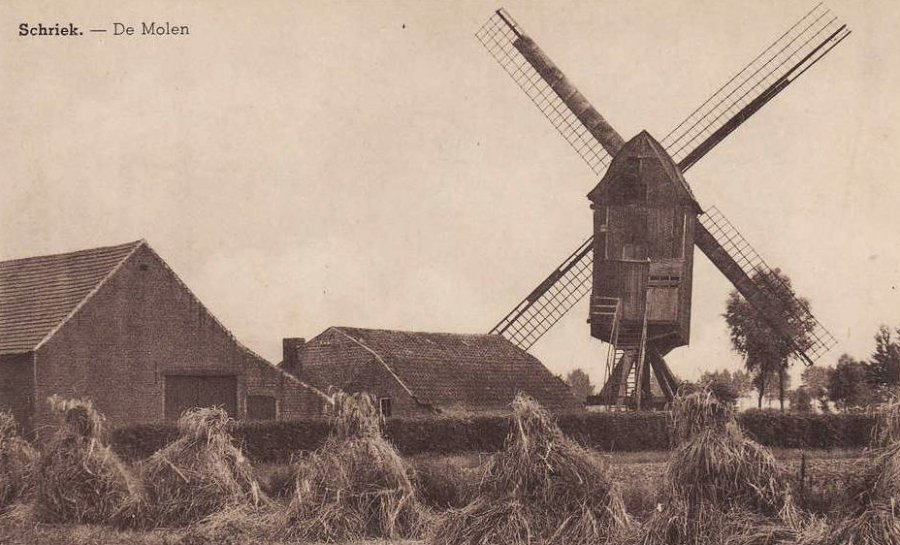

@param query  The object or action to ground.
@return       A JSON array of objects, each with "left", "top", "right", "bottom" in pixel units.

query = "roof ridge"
[
  {"left": 634, "top": 131, "right": 701, "bottom": 206},
  {"left": 0, "top": 240, "right": 144, "bottom": 266},
  {"left": 333, "top": 325, "right": 499, "bottom": 338}
]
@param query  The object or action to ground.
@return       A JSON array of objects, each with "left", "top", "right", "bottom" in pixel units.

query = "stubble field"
[{"left": 0, "top": 448, "right": 863, "bottom": 545}]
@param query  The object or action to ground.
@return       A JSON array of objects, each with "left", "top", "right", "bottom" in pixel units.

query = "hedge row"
[
  {"left": 110, "top": 410, "right": 875, "bottom": 463},
  {"left": 739, "top": 410, "right": 874, "bottom": 449}
]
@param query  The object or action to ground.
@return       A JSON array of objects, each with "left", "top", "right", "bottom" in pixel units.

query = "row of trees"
[
  {"left": 681, "top": 323, "right": 899, "bottom": 413},
  {"left": 721, "top": 270, "right": 899, "bottom": 411},
  {"left": 793, "top": 326, "right": 900, "bottom": 412},
  {"left": 722, "top": 268, "right": 898, "bottom": 412}
]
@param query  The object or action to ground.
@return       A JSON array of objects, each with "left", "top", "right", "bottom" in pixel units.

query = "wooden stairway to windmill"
[{"left": 478, "top": 4, "right": 847, "bottom": 410}]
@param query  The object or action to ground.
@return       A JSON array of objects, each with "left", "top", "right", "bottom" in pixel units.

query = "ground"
[
  {"left": 0, "top": 449, "right": 864, "bottom": 545},
  {"left": 0, "top": 523, "right": 417, "bottom": 545}
]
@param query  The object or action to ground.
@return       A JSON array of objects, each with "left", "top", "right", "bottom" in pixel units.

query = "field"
[
  {"left": 0, "top": 448, "right": 864, "bottom": 545},
  {"left": 4, "top": 394, "right": 888, "bottom": 545}
]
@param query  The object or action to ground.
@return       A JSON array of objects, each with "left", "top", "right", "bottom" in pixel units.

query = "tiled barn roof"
[
  {"left": 0, "top": 241, "right": 143, "bottom": 354},
  {"left": 327, "top": 326, "right": 581, "bottom": 413}
]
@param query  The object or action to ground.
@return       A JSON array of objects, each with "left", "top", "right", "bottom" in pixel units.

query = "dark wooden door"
[{"left": 164, "top": 375, "right": 237, "bottom": 420}]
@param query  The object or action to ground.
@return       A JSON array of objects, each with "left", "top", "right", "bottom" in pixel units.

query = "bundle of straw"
[
  {"left": 0, "top": 412, "right": 36, "bottom": 511},
  {"left": 640, "top": 391, "right": 800, "bottom": 545},
  {"left": 34, "top": 396, "right": 137, "bottom": 523},
  {"left": 809, "top": 400, "right": 900, "bottom": 544},
  {"left": 281, "top": 392, "right": 427, "bottom": 543},
  {"left": 432, "top": 393, "right": 630, "bottom": 545},
  {"left": 125, "top": 407, "right": 263, "bottom": 528}
]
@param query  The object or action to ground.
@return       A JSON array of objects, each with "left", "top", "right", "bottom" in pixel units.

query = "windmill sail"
[
  {"left": 481, "top": 5, "right": 846, "bottom": 359},
  {"left": 663, "top": 3, "right": 850, "bottom": 171},
  {"left": 695, "top": 207, "right": 837, "bottom": 364},
  {"left": 489, "top": 238, "right": 593, "bottom": 350},
  {"left": 476, "top": 9, "right": 622, "bottom": 177}
]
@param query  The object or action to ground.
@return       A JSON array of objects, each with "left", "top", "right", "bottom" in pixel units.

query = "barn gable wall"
[
  {"left": 0, "top": 353, "right": 35, "bottom": 437},
  {"left": 345, "top": 359, "right": 432, "bottom": 416},
  {"left": 33, "top": 244, "right": 322, "bottom": 435},
  {"left": 297, "top": 328, "right": 375, "bottom": 389}
]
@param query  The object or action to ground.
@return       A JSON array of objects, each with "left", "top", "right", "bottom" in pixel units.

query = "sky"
[{"left": 2, "top": 0, "right": 898, "bottom": 390}]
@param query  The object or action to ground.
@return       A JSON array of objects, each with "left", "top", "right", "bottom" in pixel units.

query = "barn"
[
  {"left": 0, "top": 240, "right": 326, "bottom": 437},
  {"left": 281, "top": 326, "right": 581, "bottom": 416}
]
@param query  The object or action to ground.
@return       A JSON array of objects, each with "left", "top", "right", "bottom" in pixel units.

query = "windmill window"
[
  {"left": 649, "top": 273, "right": 680, "bottom": 287},
  {"left": 625, "top": 156, "right": 642, "bottom": 176},
  {"left": 379, "top": 397, "right": 392, "bottom": 418}
]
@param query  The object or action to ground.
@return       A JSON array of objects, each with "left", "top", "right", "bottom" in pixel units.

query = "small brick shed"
[
  {"left": 0, "top": 240, "right": 326, "bottom": 437},
  {"left": 282, "top": 326, "right": 581, "bottom": 416}
]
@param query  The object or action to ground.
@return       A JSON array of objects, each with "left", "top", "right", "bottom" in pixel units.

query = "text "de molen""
[{"left": 114, "top": 22, "right": 189, "bottom": 36}]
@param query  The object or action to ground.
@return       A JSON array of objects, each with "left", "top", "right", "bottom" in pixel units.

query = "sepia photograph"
[{"left": 1, "top": 1, "right": 899, "bottom": 543}]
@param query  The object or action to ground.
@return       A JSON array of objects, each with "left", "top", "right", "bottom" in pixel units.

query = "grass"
[
  {"left": 807, "top": 400, "right": 900, "bottom": 544},
  {"left": 0, "top": 448, "right": 864, "bottom": 544},
  {"left": 284, "top": 447, "right": 860, "bottom": 518},
  {"left": 0, "top": 521, "right": 418, "bottom": 545}
]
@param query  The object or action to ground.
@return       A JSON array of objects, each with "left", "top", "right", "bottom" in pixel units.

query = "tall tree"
[
  {"left": 564, "top": 368, "right": 595, "bottom": 403},
  {"left": 762, "top": 369, "right": 792, "bottom": 407},
  {"left": 724, "top": 269, "right": 816, "bottom": 411},
  {"left": 790, "top": 386, "right": 814, "bottom": 413},
  {"left": 801, "top": 365, "right": 833, "bottom": 412},
  {"left": 870, "top": 325, "right": 900, "bottom": 388},
  {"left": 827, "top": 354, "right": 874, "bottom": 412},
  {"left": 729, "top": 369, "right": 754, "bottom": 399}
]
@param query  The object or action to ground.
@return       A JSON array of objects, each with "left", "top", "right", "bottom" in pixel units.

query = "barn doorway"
[{"left": 164, "top": 375, "right": 237, "bottom": 421}]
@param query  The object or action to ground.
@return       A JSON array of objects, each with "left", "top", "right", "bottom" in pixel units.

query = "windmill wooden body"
[{"left": 477, "top": 5, "right": 849, "bottom": 409}]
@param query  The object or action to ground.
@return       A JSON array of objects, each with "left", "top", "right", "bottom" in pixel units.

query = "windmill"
[{"left": 477, "top": 4, "right": 849, "bottom": 409}]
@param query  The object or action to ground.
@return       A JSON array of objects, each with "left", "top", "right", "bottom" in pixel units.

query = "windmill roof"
[
  {"left": 0, "top": 240, "right": 144, "bottom": 354},
  {"left": 588, "top": 130, "right": 702, "bottom": 210},
  {"left": 311, "top": 326, "right": 581, "bottom": 413}
]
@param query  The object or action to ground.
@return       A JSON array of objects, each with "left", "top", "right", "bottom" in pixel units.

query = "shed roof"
[
  {"left": 315, "top": 326, "right": 581, "bottom": 413},
  {"left": 0, "top": 240, "right": 144, "bottom": 354}
]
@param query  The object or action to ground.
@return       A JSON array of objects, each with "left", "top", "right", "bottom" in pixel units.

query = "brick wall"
[
  {"left": 296, "top": 328, "right": 373, "bottom": 387},
  {"left": 294, "top": 328, "right": 430, "bottom": 417},
  {"left": 0, "top": 353, "right": 35, "bottom": 437},
  {"left": 346, "top": 359, "right": 432, "bottom": 416},
  {"left": 33, "top": 244, "right": 324, "bottom": 436},
  {"left": 243, "top": 356, "right": 326, "bottom": 420}
]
